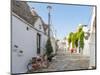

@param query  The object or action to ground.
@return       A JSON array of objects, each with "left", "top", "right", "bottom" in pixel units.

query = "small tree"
[
  {"left": 71, "top": 33, "right": 76, "bottom": 48},
  {"left": 79, "top": 30, "right": 84, "bottom": 49},
  {"left": 77, "top": 26, "right": 85, "bottom": 54},
  {"left": 68, "top": 32, "right": 73, "bottom": 49},
  {"left": 67, "top": 25, "right": 85, "bottom": 53},
  {"left": 45, "top": 38, "right": 53, "bottom": 61},
  {"left": 74, "top": 32, "right": 79, "bottom": 48}
]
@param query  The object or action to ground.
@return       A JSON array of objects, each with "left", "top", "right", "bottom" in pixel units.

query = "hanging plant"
[
  {"left": 78, "top": 26, "right": 85, "bottom": 49},
  {"left": 79, "top": 31, "right": 84, "bottom": 49},
  {"left": 71, "top": 33, "right": 75, "bottom": 48},
  {"left": 74, "top": 32, "right": 79, "bottom": 48},
  {"left": 68, "top": 32, "right": 73, "bottom": 48},
  {"left": 67, "top": 24, "right": 85, "bottom": 53}
]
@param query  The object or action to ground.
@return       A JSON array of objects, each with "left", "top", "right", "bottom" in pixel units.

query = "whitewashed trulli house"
[
  {"left": 82, "top": 6, "right": 96, "bottom": 68},
  {"left": 88, "top": 6, "right": 96, "bottom": 68},
  {"left": 11, "top": 0, "right": 48, "bottom": 73}
]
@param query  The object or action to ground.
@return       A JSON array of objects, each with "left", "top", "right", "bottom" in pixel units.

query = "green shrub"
[
  {"left": 79, "top": 30, "right": 84, "bottom": 49},
  {"left": 68, "top": 25, "right": 85, "bottom": 50},
  {"left": 68, "top": 32, "right": 73, "bottom": 48},
  {"left": 45, "top": 38, "right": 53, "bottom": 58},
  {"left": 71, "top": 33, "right": 75, "bottom": 48},
  {"left": 74, "top": 32, "right": 78, "bottom": 48}
]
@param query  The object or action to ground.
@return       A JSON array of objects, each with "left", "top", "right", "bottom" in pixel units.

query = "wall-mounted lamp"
[{"left": 26, "top": 27, "right": 29, "bottom": 31}]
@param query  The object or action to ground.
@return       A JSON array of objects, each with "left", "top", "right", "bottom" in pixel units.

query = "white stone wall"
[
  {"left": 34, "top": 18, "right": 44, "bottom": 32},
  {"left": 81, "top": 7, "right": 96, "bottom": 57},
  {"left": 83, "top": 39, "right": 90, "bottom": 56},
  {"left": 34, "top": 18, "right": 48, "bottom": 55},
  {"left": 89, "top": 7, "right": 96, "bottom": 67},
  {"left": 12, "top": 13, "right": 48, "bottom": 73},
  {"left": 89, "top": 33, "right": 95, "bottom": 67},
  {"left": 51, "top": 38, "right": 56, "bottom": 54}
]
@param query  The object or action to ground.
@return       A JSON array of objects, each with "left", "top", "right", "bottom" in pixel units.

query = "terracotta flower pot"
[{"left": 70, "top": 48, "right": 76, "bottom": 53}]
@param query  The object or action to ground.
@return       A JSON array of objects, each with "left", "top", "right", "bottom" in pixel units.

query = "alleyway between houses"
[{"left": 41, "top": 49, "right": 90, "bottom": 72}]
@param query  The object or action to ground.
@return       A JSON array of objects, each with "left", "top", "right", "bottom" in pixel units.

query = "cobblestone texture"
[{"left": 34, "top": 49, "right": 90, "bottom": 72}]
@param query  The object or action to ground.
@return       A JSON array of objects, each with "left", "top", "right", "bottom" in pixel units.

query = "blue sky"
[{"left": 27, "top": 2, "right": 93, "bottom": 39}]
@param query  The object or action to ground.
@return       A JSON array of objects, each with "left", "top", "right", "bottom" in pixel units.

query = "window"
[
  {"left": 26, "top": 27, "right": 29, "bottom": 31},
  {"left": 39, "top": 25, "right": 41, "bottom": 29}
]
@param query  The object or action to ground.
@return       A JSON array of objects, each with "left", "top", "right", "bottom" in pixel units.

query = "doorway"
[{"left": 37, "top": 33, "right": 41, "bottom": 54}]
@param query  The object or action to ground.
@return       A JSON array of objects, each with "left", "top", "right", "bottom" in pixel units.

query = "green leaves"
[
  {"left": 67, "top": 25, "right": 85, "bottom": 49},
  {"left": 68, "top": 32, "right": 73, "bottom": 48},
  {"left": 78, "top": 30, "right": 84, "bottom": 49},
  {"left": 74, "top": 32, "right": 78, "bottom": 48},
  {"left": 46, "top": 38, "right": 53, "bottom": 57},
  {"left": 71, "top": 33, "right": 76, "bottom": 48}
]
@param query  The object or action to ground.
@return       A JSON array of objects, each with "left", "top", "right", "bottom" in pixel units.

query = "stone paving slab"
[{"left": 32, "top": 49, "right": 90, "bottom": 72}]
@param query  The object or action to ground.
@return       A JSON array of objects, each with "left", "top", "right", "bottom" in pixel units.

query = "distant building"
[{"left": 57, "top": 39, "right": 68, "bottom": 52}]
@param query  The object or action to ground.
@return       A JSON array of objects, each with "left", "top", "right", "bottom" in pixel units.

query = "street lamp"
[{"left": 47, "top": 6, "right": 52, "bottom": 38}]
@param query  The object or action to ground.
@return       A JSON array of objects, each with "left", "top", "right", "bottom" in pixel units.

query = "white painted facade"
[
  {"left": 12, "top": 12, "right": 48, "bottom": 73},
  {"left": 57, "top": 40, "right": 67, "bottom": 51},
  {"left": 83, "top": 6, "right": 96, "bottom": 58},
  {"left": 83, "top": 39, "right": 90, "bottom": 56},
  {"left": 50, "top": 29, "right": 57, "bottom": 54},
  {"left": 89, "top": 7, "right": 96, "bottom": 67},
  {"left": 82, "top": 6, "right": 96, "bottom": 67},
  {"left": 83, "top": 26, "right": 90, "bottom": 56},
  {"left": 51, "top": 37, "right": 57, "bottom": 54}
]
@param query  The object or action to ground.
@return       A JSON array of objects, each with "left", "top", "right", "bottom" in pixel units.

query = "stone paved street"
[{"left": 41, "top": 49, "right": 90, "bottom": 72}]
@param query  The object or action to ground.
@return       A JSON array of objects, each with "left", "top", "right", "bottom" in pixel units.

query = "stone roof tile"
[{"left": 12, "top": 0, "right": 38, "bottom": 26}]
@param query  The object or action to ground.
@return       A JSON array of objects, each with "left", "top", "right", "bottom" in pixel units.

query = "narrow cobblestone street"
[
  {"left": 11, "top": 1, "right": 96, "bottom": 74},
  {"left": 41, "top": 49, "right": 90, "bottom": 72}
]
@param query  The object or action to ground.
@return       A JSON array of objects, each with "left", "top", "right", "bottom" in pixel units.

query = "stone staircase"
[
  {"left": 35, "top": 49, "right": 90, "bottom": 72},
  {"left": 46, "top": 49, "right": 90, "bottom": 71}
]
